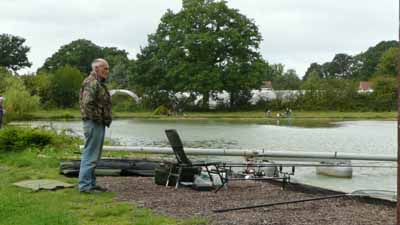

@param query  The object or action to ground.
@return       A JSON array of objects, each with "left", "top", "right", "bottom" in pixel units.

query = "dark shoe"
[
  {"left": 80, "top": 188, "right": 104, "bottom": 194},
  {"left": 91, "top": 185, "right": 108, "bottom": 192}
]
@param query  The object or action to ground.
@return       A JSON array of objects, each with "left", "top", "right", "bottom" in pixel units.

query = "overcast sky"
[{"left": 1, "top": 0, "right": 397, "bottom": 77}]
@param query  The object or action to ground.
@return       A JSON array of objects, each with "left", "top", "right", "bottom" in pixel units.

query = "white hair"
[{"left": 91, "top": 58, "right": 108, "bottom": 71}]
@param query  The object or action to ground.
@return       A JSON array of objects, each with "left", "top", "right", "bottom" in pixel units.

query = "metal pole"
[{"left": 397, "top": 1, "right": 400, "bottom": 224}]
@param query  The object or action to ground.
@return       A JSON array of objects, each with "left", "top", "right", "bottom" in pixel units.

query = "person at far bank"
[{"left": 78, "top": 58, "right": 112, "bottom": 193}]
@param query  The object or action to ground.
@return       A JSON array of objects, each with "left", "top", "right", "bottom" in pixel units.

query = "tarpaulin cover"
[{"left": 13, "top": 179, "right": 74, "bottom": 191}]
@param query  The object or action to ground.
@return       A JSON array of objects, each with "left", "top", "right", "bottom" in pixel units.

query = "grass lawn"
[{"left": 0, "top": 128, "right": 206, "bottom": 225}]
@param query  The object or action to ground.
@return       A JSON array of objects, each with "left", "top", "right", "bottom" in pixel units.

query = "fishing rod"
[{"left": 213, "top": 189, "right": 396, "bottom": 213}]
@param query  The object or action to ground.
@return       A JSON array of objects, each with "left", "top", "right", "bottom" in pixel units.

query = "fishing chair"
[{"left": 165, "top": 129, "right": 228, "bottom": 190}]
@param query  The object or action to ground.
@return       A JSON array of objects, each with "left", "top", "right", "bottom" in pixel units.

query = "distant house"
[
  {"left": 261, "top": 81, "right": 273, "bottom": 90},
  {"left": 358, "top": 81, "right": 373, "bottom": 93}
]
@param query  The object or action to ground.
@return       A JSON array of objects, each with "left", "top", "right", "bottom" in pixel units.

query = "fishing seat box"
[{"left": 154, "top": 161, "right": 200, "bottom": 186}]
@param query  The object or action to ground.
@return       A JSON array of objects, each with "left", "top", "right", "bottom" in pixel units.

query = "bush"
[
  {"left": 0, "top": 127, "right": 51, "bottom": 152},
  {"left": 0, "top": 126, "right": 79, "bottom": 152},
  {"left": 153, "top": 105, "right": 169, "bottom": 115}
]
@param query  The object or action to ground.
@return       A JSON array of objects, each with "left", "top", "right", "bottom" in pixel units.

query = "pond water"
[{"left": 19, "top": 119, "right": 397, "bottom": 199}]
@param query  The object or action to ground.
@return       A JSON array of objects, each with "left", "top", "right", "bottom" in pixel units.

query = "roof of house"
[
  {"left": 359, "top": 81, "right": 371, "bottom": 91},
  {"left": 261, "top": 81, "right": 273, "bottom": 89}
]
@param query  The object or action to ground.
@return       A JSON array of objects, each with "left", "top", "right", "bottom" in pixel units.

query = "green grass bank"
[{"left": 29, "top": 109, "right": 396, "bottom": 121}]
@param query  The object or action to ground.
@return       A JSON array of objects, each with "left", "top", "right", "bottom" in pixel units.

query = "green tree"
[
  {"left": 3, "top": 77, "right": 40, "bottom": 122},
  {"left": 304, "top": 41, "right": 398, "bottom": 81},
  {"left": 370, "top": 76, "right": 396, "bottom": 111},
  {"left": 263, "top": 63, "right": 284, "bottom": 81},
  {"left": 135, "top": 0, "right": 265, "bottom": 109},
  {"left": 300, "top": 74, "right": 357, "bottom": 110},
  {"left": 321, "top": 79, "right": 357, "bottom": 110},
  {"left": 0, "top": 67, "right": 13, "bottom": 93},
  {"left": 353, "top": 40, "right": 398, "bottom": 80},
  {"left": 327, "top": 53, "right": 355, "bottom": 79},
  {"left": 102, "top": 47, "right": 130, "bottom": 68},
  {"left": 21, "top": 73, "right": 52, "bottom": 107},
  {"left": 300, "top": 71, "right": 323, "bottom": 109},
  {"left": 48, "top": 66, "right": 84, "bottom": 108},
  {"left": 34, "top": 73, "right": 52, "bottom": 106},
  {"left": 109, "top": 60, "right": 136, "bottom": 89},
  {"left": 303, "top": 63, "right": 324, "bottom": 80},
  {"left": 20, "top": 74, "right": 38, "bottom": 99},
  {"left": 39, "top": 39, "right": 102, "bottom": 75},
  {"left": 375, "top": 47, "right": 399, "bottom": 77},
  {"left": 0, "top": 34, "right": 32, "bottom": 72},
  {"left": 273, "top": 69, "right": 301, "bottom": 90},
  {"left": 39, "top": 39, "right": 129, "bottom": 76}
]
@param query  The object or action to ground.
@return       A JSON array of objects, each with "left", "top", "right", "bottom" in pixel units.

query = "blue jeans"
[{"left": 78, "top": 120, "right": 105, "bottom": 192}]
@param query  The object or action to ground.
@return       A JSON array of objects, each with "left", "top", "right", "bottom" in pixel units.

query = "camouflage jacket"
[{"left": 79, "top": 72, "right": 112, "bottom": 127}]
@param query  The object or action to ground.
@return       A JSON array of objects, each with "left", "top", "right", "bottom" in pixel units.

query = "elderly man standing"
[{"left": 79, "top": 58, "right": 112, "bottom": 193}]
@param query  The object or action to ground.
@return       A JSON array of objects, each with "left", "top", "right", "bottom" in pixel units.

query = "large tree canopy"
[
  {"left": 353, "top": 40, "right": 398, "bottom": 80},
  {"left": 375, "top": 47, "right": 399, "bottom": 77},
  {"left": 303, "top": 40, "right": 398, "bottom": 81},
  {"left": 304, "top": 54, "right": 356, "bottom": 80},
  {"left": 39, "top": 39, "right": 129, "bottom": 76},
  {"left": 0, "top": 34, "right": 32, "bottom": 72},
  {"left": 327, "top": 53, "right": 356, "bottom": 79},
  {"left": 134, "top": 0, "right": 265, "bottom": 108}
]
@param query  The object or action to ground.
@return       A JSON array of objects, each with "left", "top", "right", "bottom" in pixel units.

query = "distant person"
[
  {"left": 0, "top": 97, "right": 4, "bottom": 129},
  {"left": 264, "top": 108, "right": 271, "bottom": 117},
  {"left": 276, "top": 112, "right": 281, "bottom": 125},
  {"left": 285, "top": 108, "right": 290, "bottom": 117},
  {"left": 178, "top": 107, "right": 183, "bottom": 116},
  {"left": 79, "top": 58, "right": 112, "bottom": 193}
]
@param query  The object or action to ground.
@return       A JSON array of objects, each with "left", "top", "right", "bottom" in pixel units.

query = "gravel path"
[{"left": 99, "top": 177, "right": 395, "bottom": 225}]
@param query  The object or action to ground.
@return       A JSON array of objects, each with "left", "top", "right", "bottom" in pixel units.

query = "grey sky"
[{"left": 1, "top": 0, "right": 397, "bottom": 77}]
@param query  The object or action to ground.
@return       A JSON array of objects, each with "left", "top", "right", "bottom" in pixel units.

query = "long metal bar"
[
  {"left": 94, "top": 145, "right": 398, "bottom": 162},
  {"left": 213, "top": 194, "right": 347, "bottom": 213}
]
